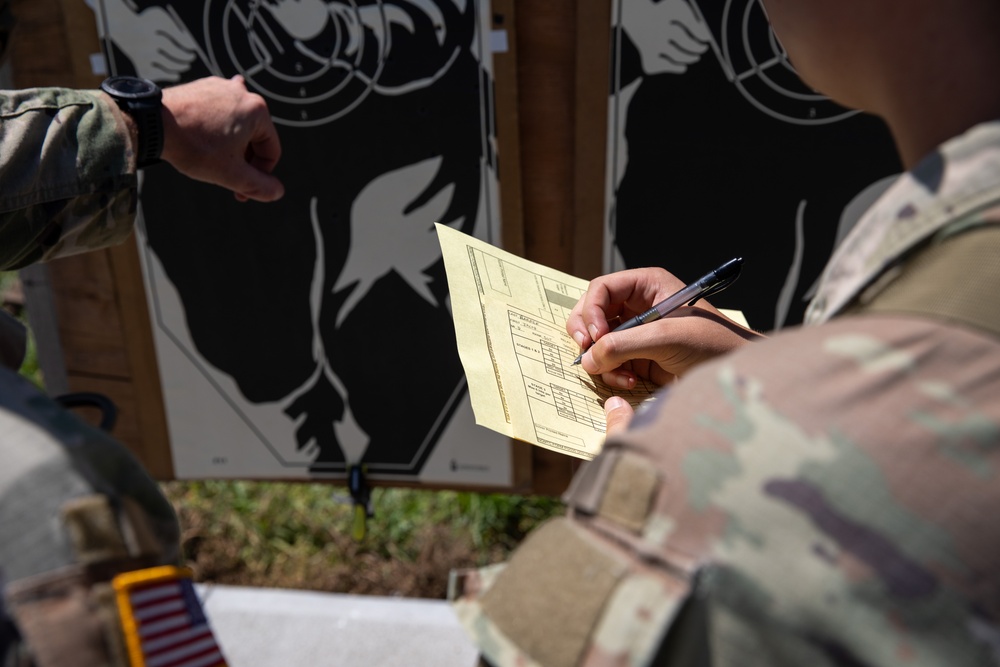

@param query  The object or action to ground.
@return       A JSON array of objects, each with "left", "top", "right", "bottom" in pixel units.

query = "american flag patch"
[{"left": 113, "top": 566, "right": 227, "bottom": 667}]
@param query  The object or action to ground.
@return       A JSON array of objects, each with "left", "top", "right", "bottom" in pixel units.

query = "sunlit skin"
[
  {"left": 568, "top": 267, "right": 763, "bottom": 388},
  {"left": 597, "top": 0, "right": 1000, "bottom": 436},
  {"left": 109, "top": 75, "right": 285, "bottom": 203}
]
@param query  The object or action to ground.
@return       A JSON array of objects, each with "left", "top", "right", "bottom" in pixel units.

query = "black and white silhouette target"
[
  {"left": 202, "top": 0, "right": 466, "bottom": 126},
  {"left": 96, "top": 0, "right": 508, "bottom": 482},
  {"left": 696, "top": 0, "right": 857, "bottom": 125},
  {"left": 607, "top": 0, "right": 901, "bottom": 331}
]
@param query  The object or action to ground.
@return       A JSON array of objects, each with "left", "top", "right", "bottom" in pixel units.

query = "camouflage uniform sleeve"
[
  {"left": 453, "top": 315, "right": 1000, "bottom": 667},
  {"left": 0, "top": 87, "right": 138, "bottom": 270}
]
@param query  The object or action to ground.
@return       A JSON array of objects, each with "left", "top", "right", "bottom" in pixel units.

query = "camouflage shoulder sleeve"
[
  {"left": 453, "top": 315, "right": 1000, "bottom": 667},
  {"left": 0, "top": 87, "right": 138, "bottom": 270}
]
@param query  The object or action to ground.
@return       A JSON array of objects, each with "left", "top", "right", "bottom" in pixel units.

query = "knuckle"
[{"left": 599, "top": 334, "right": 622, "bottom": 361}]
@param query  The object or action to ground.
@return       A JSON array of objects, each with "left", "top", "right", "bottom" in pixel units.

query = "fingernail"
[
  {"left": 615, "top": 374, "right": 633, "bottom": 389},
  {"left": 588, "top": 324, "right": 599, "bottom": 341},
  {"left": 573, "top": 331, "right": 587, "bottom": 347},
  {"left": 605, "top": 396, "right": 628, "bottom": 411}
]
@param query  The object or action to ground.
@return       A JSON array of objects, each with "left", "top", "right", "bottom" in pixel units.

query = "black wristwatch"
[{"left": 101, "top": 75, "right": 164, "bottom": 169}]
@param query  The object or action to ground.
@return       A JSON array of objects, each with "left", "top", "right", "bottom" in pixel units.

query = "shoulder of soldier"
[{"left": 454, "top": 315, "right": 1000, "bottom": 667}]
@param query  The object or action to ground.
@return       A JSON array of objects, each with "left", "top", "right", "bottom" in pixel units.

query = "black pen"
[{"left": 571, "top": 257, "right": 744, "bottom": 366}]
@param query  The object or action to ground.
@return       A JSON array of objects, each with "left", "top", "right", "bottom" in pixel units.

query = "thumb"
[
  {"left": 232, "top": 165, "right": 285, "bottom": 202},
  {"left": 603, "top": 396, "right": 635, "bottom": 438}
]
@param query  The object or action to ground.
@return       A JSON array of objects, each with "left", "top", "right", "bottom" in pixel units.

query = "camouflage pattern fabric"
[
  {"left": 455, "top": 314, "right": 1000, "bottom": 667},
  {"left": 0, "top": 84, "right": 162, "bottom": 666},
  {"left": 0, "top": 87, "right": 138, "bottom": 271},
  {"left": 807, "top": 120, "right": 1000, "bottom": 324},
  {"left": 451, "top": 122, "right": 1000, "bottom": 666}
]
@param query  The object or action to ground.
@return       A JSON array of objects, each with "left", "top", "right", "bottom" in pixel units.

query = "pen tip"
[{"left": 571, "top": 355, "right": 582, "bottom": 366}]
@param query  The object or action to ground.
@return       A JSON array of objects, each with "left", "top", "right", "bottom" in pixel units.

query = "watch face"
[{"left": 102, "top": 76, "right": 160, "bottom": 100}]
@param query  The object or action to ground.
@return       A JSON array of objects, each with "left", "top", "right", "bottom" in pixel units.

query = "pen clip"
[{"left": 686, "top": 269, "right": 741, "bottom": 306}]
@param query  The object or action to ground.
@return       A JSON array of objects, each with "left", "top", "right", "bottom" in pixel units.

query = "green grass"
[{"left": 163, "top": 481, "right": 564, "bottom": 598}]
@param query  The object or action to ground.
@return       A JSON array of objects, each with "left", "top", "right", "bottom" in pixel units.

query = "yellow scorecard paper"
[{"left": 436, "top": 223, "right": 660, "bottom": 460}]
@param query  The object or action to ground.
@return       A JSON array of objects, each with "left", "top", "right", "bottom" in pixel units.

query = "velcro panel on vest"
[
  {"left": 562, "top": 449, "right": 660, "bottom": 534},
  {"left": 479, "top": 518, "right": 629, "bottom": 667},
  {"left": 61, "top": 495, "right": 129, "bottom": 565},
  {"left": 5, "top": 567, "right": 128, "bottom": 667},
  {"left": 855, "top": 221, "right": 1000, "bottom": 337},
  {"left": 561, "top": 450, "right": 622, "bottom": 515}
]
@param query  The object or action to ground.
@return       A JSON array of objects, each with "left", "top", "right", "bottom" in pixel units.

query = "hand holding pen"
[
  {"left": 565, "top": 259, "right": 763, "bottom": 388},
  {"left": 572, "top": 257, "right": 744, "bottom": 364}
]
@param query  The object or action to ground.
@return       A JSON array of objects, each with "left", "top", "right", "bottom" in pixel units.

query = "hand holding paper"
[{"left": 436, "top": 223, "right": 751, "bottom": 459}]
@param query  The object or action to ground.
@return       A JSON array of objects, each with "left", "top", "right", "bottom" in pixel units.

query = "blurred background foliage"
[{"left": 164, "top": 481, "right": 563, "bottom": 598}]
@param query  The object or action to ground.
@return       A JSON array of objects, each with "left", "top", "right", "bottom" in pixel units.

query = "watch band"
[
  {"left": 101, "top": 76, "right": 164, "bottom": 169},
  {"left": 129, "top": 96, "right": 164, "bottom": 168}
]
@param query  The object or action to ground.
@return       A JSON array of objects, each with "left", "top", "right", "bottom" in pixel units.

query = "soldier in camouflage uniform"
[
  {"left": 1, "top": 22, "right": 284, "bottom": 663},
  {"left": 451, "top": 1, "right": 1000, "bottom": 665}
]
